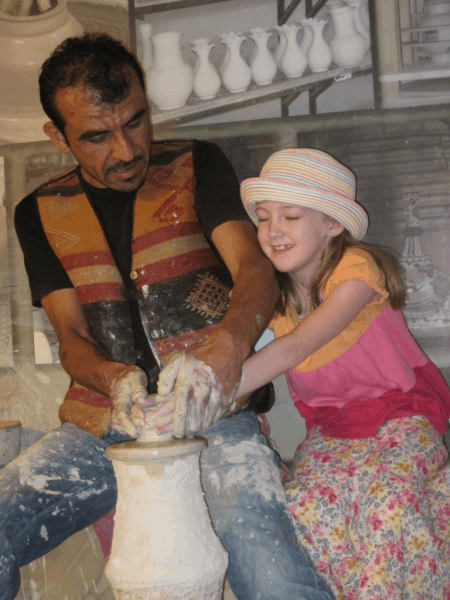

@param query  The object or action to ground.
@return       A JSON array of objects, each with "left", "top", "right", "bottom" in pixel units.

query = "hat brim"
[{"left": 241, "top": 176, "right": 369, "bottom": 240}]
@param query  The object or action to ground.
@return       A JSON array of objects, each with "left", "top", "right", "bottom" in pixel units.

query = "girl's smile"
[{"left": 255, "top": 201, "right": 344, "bottom": 282}]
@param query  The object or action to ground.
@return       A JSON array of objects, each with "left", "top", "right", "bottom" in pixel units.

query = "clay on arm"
[
  {"left": 42, "top": 288, "right": 140, "bottom": 396},
  {"left": 188, "top": 219, "right": 278, "bottom": 405},
  {"left": 236, "top": 278, "right": 379, "bottom": 397}
]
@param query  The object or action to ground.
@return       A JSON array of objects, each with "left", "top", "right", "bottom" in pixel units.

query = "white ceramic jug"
[
  {"left": 105, "top": 433, "right": 228, "bottom": 600},
  {"left": 146, "top": 32, "right": 194, "bottom": 110}
]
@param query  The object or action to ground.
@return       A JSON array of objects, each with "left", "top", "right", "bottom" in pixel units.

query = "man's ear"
[{"left": 43, "top": 121, "right": 71, "bottom": 154}]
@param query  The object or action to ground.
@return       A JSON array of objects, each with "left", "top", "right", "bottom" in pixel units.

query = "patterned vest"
[{"left": 37, "top": 140, "right": 232, "bottom": 437}]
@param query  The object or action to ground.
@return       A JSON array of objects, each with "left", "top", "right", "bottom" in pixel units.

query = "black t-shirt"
[{"left": 15, "top": 140, "right": 251, "bottom": 392}]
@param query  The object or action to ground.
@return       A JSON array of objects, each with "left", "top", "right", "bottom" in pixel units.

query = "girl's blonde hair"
[{"left": 274, "top": 230, "right": 406, "bottom": 319}]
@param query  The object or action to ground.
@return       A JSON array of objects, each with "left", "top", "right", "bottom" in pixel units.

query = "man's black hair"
[{"left": 39, "top": 32, "right": 146, "bottom": 132}]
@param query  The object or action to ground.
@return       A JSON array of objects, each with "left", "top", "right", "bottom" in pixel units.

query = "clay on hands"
[
  {"left": 110, "top": 367, "right": 154, "bottom": 437},
  {"left": 153, "top": 352, "right": 240, "bottom": 438}
]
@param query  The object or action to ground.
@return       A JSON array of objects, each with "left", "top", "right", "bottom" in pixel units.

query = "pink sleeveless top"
[{"left": 271, "top": 248, "right": 450, "bottom": 438}]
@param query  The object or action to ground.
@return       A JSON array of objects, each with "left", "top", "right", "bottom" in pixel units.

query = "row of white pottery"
[
  {"left": 145, "top": 6, "right": 370, "bottom": 112},
  {"left": 417, "top": 1, "right": 450, "bottom": 65}
]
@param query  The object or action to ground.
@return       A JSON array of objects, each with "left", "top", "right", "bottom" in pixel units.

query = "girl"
[{"left": 238, "top": 148, "right": 450, "bottom": 600}]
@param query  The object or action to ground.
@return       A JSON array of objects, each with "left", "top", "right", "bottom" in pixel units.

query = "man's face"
[{"left": 45, "top": 70, "right": 152, "bottom": 191}]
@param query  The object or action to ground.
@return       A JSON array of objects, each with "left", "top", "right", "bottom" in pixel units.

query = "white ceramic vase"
[
  {"left": 191, "top": 38, "right": 221, "bottom": 99},
  {"left": 249, "top": 28, "right": 277, "bottom": 85},
  {"left": 344, "top": 0, "right": 370, "bottom": 51},
  {"left": 0, "top": 0, "right": 83, "bottom": 143},
  {"left": 220, "top": 32, "right": 252, "bottom": 93},
  {"left": 299, "top": 18, "right": 314, "bottom": 56},
  {"left": 274, "top": 25, "right": 287, "bottom": 69},
  {"left": 146, "top": 31, "right": 194, "bottom": 110},
  {"left": 279, "top": 23, "right": 307, "bottom": 78},
  {"left": 328, "top": 5, "right": 367, "bottom": 68},
  {"left": 105, "top": 435, "right": 228, "bottom": 600},
  {"left": 307, "top": 19, "right": 333, "bottom": 72},
  {"left": 417, "top": 2, "right": 450, "bottom": 65},
  {"left": 136, "top": 21, "right": 153, "bottom": 74},
  {"left": 323, "top": 0, "right": 346, "bottom": 42}
]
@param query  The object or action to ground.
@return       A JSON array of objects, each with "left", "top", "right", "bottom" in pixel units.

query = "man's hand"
[
  {"left": 110, "top": 366, "right": 153, "bottom": 437},
  {"left": 155, "top": 350, "right": 241, "bottom": 438}
]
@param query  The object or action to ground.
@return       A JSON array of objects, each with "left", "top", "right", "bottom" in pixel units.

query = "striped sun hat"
[{"left": 241, "top": 148, "right": 369, "bottom": 240}]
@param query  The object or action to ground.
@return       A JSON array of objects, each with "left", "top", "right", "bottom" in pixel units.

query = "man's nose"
[{"left": 111, "top": 133, "right": 135, "bottom": 162}]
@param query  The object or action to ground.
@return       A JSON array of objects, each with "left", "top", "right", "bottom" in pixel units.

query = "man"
[{"left": 4, "top": 33, "right": 334, "bottom": 600}]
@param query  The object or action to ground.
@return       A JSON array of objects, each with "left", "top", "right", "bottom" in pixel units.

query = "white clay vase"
[
  {"left": 105, "top": 434, "right": 228, "bottom": 600},
  {"left": 323, "top": 0, "right": 346, "bottom": 43},
  {"left": 299, "top": 19, "right": 314, "bottom": 56},
  {"left": 248, "top": 28, "right": 277, "bottom": 85},
  {"left": 136, "top": 21, "right": 153, "bottom": 74},
  {"left": 274, "top": 25, "right": 287, "bottom": 69},
  {"left": 328, "top": 5, "right": 366, "bottom": 68},
  {"left": 0, "top": 0, "right": 83, "bottom": 143},
  {"left": 220, "top": 32, "right": 252, "bottom": 93},
  {"left": 417, "top": 2, "right": 450, "bottom": 65},
  {"left": 146, "top": 31, "right": 194, "bottom": 110},
  {"left": 279, "top": 23, "right": 307, "bottom": 78},
  {"left": 307, "top": 19, "right": 333, "bottom": 72},
  {"left": 344, "top": 0, "right": 370, "bottom": 51},
  {"left": 191, "top": 38, "right": 221, "bottom": 99}
]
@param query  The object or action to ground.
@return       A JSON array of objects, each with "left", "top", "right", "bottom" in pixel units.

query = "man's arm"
[
  {"left": 41, "top": 288, "right": 151, "bottom": 436},
  {"left": 153, "top": 220, "right": 279, "bottom": 438},
  {"left": 193, "top": 219, "right": 278, "bottom": 399}
]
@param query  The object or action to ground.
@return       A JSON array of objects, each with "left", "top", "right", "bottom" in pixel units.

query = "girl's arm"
[{"left": 236, "top": 278, "right": 380, "bottom": 397}]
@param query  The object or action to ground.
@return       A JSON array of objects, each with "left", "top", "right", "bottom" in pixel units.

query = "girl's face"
[{"left": 255, "top": 201, "right": 344, "bottom": 281}]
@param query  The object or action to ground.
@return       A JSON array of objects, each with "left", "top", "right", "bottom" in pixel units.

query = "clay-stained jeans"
[{"left": 0, "top": 412, "right": 334, "bottom": 600}]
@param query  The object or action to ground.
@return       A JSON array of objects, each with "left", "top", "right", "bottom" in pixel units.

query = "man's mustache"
[{"left": 108, "top": 155, "right": 144, "bottom": 173}]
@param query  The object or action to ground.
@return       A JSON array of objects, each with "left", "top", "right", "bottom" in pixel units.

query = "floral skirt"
[{"left": 284, "top": 416, "right": 450, "bottom": 600}]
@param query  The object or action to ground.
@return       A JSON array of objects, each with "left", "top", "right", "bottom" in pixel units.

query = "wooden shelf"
[{"left": 150, "top": 64, "right": 373, "bottom": 126}]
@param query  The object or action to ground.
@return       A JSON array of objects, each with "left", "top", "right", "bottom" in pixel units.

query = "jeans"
[{"left": 0, "top": 412, "right": 333, "bottom": 600}]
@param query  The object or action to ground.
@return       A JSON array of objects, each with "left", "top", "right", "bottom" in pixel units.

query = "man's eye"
[
  {"left": 127, "top": 118, "right": 141, "bottom": 129},
  {"left": 90, "top": 135, "right": 107, "bottom": 144}
]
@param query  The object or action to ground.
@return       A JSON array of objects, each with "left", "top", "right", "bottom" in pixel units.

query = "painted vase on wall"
[
  {"left": 401, "top": 192, "right": 450, "bottom": 315},
  {"left": 220, "top": 32, "right": 252, "bottom": 93},
  {"left": 417, "top": 1, "right": 450, "bottom": 65},
  {"left": 146, "top": 31, "right": 194, "bottom": 110},
  {"left": 328, "top": 5, "right": 366, "bottom": 68},
  {"left": 248, "top": 27, "right": 277, "bottom": 85},
  {"left": 279, "top": 23, "right": 307, "bottom": 78},
  {"left": 307, "top": 19, "right": 333, "bottom": 72},
  {"left": 191, "top": 38, "right": 221, "bottom": 100},
  {"left": 136, "top": 21, "right": 153, "bottom": 74}
]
